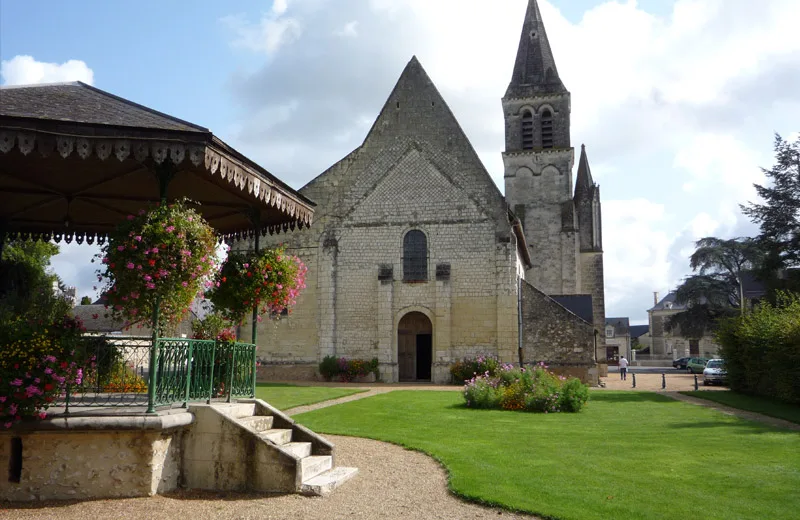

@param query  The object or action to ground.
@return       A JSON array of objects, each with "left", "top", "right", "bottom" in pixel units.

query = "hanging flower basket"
[
  {"left": 96, "top": 199, "right": 218, "bottom": 329},
  {"left": 207, "top": 246, "right": 307, "bottom": 325}
]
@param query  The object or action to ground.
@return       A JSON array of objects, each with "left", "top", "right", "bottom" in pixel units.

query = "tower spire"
[
  {"left": 574, "top": 144, "right": 595, "bottom": 199},
  {"left": 505, "top": 0, "right": 566, "bottom": 98}
]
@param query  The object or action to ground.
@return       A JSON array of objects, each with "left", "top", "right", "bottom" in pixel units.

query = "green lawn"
[
  {"left": 254, "top": 383, "right": 365, "bottom": 411},
  {"left": 296, "top": 390, "right": 800, "bottom": 520},
  {"left": 681, "top": 391, "right": 800, "bottom": 425}
]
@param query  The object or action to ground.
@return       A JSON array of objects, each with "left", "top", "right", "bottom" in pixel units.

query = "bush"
[
  {"left": 318, "top": 356, "right": 379, "bottom": 382},
  {"left": 450, "top": 354, "right": 507, "bottom": 384},
  {"left": 464, "top": 363, "right": 589, "bottom": 413},
  {"left": 717, "top": 292, "right": 800, "bottom": 404}
]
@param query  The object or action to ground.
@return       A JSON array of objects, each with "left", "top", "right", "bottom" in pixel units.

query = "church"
[{"left": 252, "top": 0, "right": 605, "bottom": 384}]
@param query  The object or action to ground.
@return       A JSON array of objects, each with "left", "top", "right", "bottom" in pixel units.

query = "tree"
[
  {"left": 742, "top": 134, "right": 800, "bottom": 272},
  {"left": 0, "top": 240, "right": 70, "bottom": 341},
  {"left": 665, "top": 236, "right": 763, "bottom": 337},
  {"left": 80, "top": 296, "right": 93, "bottom": 305}
]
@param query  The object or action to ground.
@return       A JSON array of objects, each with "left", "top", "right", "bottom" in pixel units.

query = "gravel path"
[
  {"left": 2, "top": 434, "right": 539, "bottom": 520},
  {"left": 665, "top": 392, "right": 800, "bottom": 431}
]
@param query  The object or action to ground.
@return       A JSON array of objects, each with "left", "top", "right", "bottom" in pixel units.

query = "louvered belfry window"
[
  {"left": 521, "top": 110, "right": 534, "bottom": 150},
  {"left": 541, "top": 109, "right": 554, "bottom": 149},
  {"left": 403, "top": 230, "right": 428, "bottom": 282}
]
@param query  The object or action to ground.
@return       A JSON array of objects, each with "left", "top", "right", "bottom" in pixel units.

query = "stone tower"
[
  {"left": 503, "top": 0, "right": 605, "bottom": 336},
  {"left": 503, "top": 0, "right": 576, "bottom": 294}
]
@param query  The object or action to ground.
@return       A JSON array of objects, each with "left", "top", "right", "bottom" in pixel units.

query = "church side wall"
[
  {"left": 247, "top": 227, "right": 323, "bottom": 382},
  {"left": 520, "top": 281, "right": 597, "bottom": 385},
  {"left": 580, "top": 251, "right": 606, "bottom": 338}
]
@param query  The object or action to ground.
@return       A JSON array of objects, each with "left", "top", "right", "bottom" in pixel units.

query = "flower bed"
[
  {"left": 319, "top": 356, "right": 380, "bottom": 382},
  {"left": 449, "top": 354, "right": 510, "bottom": 384},
  {"left": 0, "top": 316, "right": 92, "bottom": 427},
  {"left": 464, "top": 363, "right": 589, "bottom": 413}
]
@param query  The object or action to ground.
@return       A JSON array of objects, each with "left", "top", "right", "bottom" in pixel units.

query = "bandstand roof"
[{"left": 0, "top": 81, "right": 315, "bottom": 244}]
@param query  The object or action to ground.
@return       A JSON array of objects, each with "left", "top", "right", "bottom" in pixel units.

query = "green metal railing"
[{"left": 57, "top": 335, "right": 257, "bottom": 413}]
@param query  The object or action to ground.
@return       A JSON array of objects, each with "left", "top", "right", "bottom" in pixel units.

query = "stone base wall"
[
  {"left": 0, "top": 429, "right": 183, "bottom": 501},
  {"left": 545, "top": 364, "right": 599, "bottom": 386},
  {"left": 257, "top": 363, "right": 319, "bottom": 382}
]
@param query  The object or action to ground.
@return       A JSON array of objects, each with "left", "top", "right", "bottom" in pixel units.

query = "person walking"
[{"left": 619, "top": 356, "right": 629, "bottom": 381}]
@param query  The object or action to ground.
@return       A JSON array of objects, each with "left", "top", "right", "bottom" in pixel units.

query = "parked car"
[
  {"left": 703, "top": 359, "right": 728, "bottom": 386},
  {"left": 686, "top": 357, "right": 709, "bottom": 374},
  {"left": 673, "top": 357, "right": 690, "bottom": 370}
]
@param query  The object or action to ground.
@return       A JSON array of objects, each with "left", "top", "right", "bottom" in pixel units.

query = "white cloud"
[
  {"left": 221, "top": 7, "right": 302, "bottom": 57},
  {"left": 209, "top": 0, "right": 800, "bottom": 321},
  {"left": 0, "top": 55, "right": 94, "bottom": 86},
  {"left": 335, "top": 20, "right": 359, "bottom": 38}
]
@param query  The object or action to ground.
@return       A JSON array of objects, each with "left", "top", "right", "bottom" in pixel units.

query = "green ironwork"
[
  {"left": 146, "top": 295, "right": 161, "bottom": 413},
  {"left": 57, "top": 335, "right": 256, "bottom": 411}
]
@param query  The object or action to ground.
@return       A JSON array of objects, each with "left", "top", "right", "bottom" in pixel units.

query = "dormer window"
[
  {"left": 605, "top": 327, "right": 614, "bottom": 338},
  {"left": 521, "top": 110, "right": 534, "bottom": 150},
  {"left": 541, "top": 109, "right": 553, "bottom": 149}
]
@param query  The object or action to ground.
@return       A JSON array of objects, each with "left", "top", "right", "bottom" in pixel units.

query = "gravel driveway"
[{"left": 2, "top": 433, "right": 538, "bottom": 520}]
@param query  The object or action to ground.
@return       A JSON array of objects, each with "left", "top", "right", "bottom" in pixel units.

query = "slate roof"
[
  {"left": 630, "top": 325, "right": 649, "bottom": 339},
  {"left": 551, "top": 294, "right": 593, "bottom": 324},
  {"left": 741, "top": 271, "right": 767, "bottom": 299},
  {"left": 505, "top": 0, "right": 567, "bottom": 98},
  {"left": 605, "top": 317, "right": 630, "bottom": 336},
  {"left": 0, "top": 82, "right": 207, "bottom": 133},
  {"left": 649, "top": 292, "right": 686, "bottom": 312}
]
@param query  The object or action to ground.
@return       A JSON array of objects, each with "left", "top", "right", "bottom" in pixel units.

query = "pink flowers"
[
  {"left": 165, "top": 226, "right": 175, "bottom": 233},
  {"left": 126, "top": 262, "right": 135, "bottom": 269},
  {"left": 117, "top": 245, "right": 125, "bottom": 251},
  {"left": 134, "top": 236, "right": 142, "bottom": 242},
  {"left": 9, "top": 379, "right": 23, "bottom": 387}
]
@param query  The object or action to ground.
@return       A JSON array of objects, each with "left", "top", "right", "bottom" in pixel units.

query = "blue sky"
[{"left": 2, "top": 0, "right": 799, "bottom": 323}]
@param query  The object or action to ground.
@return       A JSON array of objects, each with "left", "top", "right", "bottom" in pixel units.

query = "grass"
[
  {"left": 254, "top": 383, "right": 365, "bottom": 411},
  {"left": 296, "top": 390, "right": 800, "bottom": 520},
  {"left": 681, "top": 391, "right": 800, "bottom": 425}
]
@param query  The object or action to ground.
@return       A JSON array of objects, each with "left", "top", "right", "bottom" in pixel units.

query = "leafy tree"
[
  {"left": 666, "top": 237, "right": 763, "bottom": 337},
  {"left": 80, "top": 296, "right": 93, "bottom": 305},
  {"left": 0, "top": 240, "right": 70, "bottom": 340},
  {"left": 742, "top": 134, "right": 800, "bottom": 274}
]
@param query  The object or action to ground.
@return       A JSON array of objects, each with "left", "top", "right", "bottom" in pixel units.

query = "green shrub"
[
  {"left": 463, "top": 363, "right": 589, "bottom": 413},
  {"left": 319, "top": 355, "right": 339, "bottom": 382},
  {"left": 450, "top": 354, "right": 505, "bottom": 384},
  {"left": 559, "top": 378, "right": 590, "bottom": 412},
  {"left": 717, "top": 291, "right": 800, "bottom": 403},
  {"left": 318, "top": 355, "right": 380, "bottom": 382}
]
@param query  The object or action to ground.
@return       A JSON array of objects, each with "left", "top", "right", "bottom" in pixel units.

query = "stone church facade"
[{"left": 250, "top": 0, "right": 604, "bottom": 384}]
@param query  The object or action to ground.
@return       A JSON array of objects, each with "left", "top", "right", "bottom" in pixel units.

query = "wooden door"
[
  {"left": 398, "top": 331, "right": 415, "bottom": 381},
  {"left": 397, "top": 312, "right": 433, "bottom": 382}
]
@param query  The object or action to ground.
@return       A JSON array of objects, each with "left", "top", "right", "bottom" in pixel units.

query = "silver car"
[{"left": 703, "top": 359, "right": 727, "bottom": 386}]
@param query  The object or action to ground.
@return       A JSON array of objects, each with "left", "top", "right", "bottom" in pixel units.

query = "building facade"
[{"left": 249, "top": 0, "right": 604, "bottom": 384}]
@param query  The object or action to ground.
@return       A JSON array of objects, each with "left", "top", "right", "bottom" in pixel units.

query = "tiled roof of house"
[
  {"left": 629, "top": 325, "right": 649, "bottom": 339},
  {"left": 605, "top": 317, "right": 630, "bottom": 336}
]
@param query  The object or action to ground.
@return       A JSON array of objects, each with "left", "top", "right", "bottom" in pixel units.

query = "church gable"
[
  {"left": 301, "top": 56, "right": 509, "bottom": 229},
  {"left": 345, "top": 146, "right": 486, "bottom": 225}
]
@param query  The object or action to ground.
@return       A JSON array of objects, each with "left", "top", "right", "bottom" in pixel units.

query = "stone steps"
[
  {"left": 301, "top": 466, "right": 360, "bottom": 496},
  {"left": 220, "top": 399, "right": 358, "bottom": 496}
]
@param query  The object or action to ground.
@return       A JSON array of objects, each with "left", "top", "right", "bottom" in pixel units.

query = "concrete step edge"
[{"left": 301, "top": 467, "right": 359, "bottom": 496}]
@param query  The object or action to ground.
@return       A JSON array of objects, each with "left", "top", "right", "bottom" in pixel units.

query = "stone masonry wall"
[
  {"left": 0, "top": 430, "right": 182, "bottom": 501},
  {"left": 520, "top": 280, "right": 597, "bottom": 384}
]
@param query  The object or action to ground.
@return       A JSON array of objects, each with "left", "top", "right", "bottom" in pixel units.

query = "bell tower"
[{"left": 503, "top": 0, "right": 577, "bottom": 294}]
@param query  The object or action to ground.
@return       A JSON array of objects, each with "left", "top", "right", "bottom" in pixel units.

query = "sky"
[{"left": 2, "top": 0, "right": 799, "bottom": 324}]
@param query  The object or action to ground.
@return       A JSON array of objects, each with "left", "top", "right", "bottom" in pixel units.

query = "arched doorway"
[{"left": 397, "top": 312, "right": 433, "bottom": 382}]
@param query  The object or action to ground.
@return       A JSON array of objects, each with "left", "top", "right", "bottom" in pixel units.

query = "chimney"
[{"left": 653, "top": 292, "right": 659, "bottom": 306}]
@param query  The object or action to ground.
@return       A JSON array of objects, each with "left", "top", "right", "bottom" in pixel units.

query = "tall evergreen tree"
[{"left": 742, "top": 133, "right": 800, "bottom": 272}]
